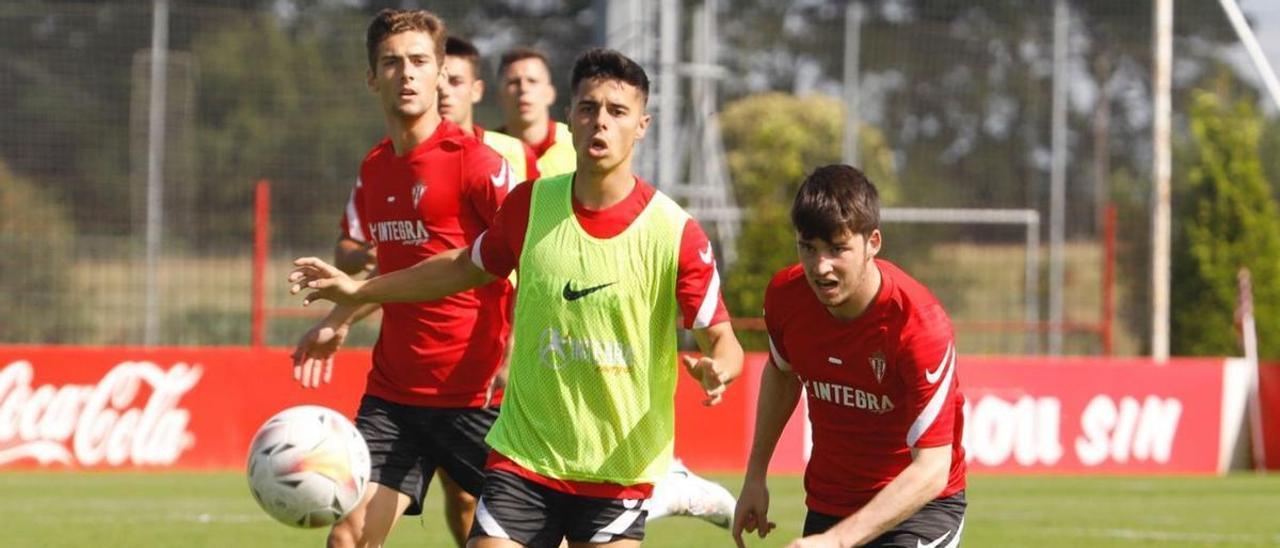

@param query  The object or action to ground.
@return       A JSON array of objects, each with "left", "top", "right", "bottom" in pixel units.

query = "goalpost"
[{"left": 881, "top": 207, "right": 1041, "bottom": 354}]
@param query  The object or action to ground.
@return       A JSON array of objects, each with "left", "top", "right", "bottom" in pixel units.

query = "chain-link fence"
[{"left": 1, "top": 1, "right": 1270, "bottom": 356}]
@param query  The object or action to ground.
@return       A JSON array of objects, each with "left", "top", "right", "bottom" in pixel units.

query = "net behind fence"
[{"left": 0, "top": 1, "right": 1265, "bottom": 356}]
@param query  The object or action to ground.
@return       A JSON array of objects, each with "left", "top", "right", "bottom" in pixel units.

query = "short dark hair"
[
  {"left": 791, "top": 164, "right": 880, "bottom": 242},
  {"left": 365, "top": 9, "right": 446, "bottom": 71},
  {"left": 445, "top": 36, "right": 482, "bottom": 79},
  {"left": 570, "top": 48, "right": 649, "bottom": 103},
  {"left": 498, "top": 46, "right": 550, "bottom": 76}
]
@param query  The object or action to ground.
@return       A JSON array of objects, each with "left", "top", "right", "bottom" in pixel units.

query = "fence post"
[
  {"left": 251, "top": 180, "right": 270, "bottom": 348},
  {"left": 1102, "top": 205, "right": 1116, "bottom": 355}
]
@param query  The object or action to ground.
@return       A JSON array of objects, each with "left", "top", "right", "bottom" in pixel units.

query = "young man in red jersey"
[
  {"left": 289, "top": 48, "right": 743, "bottom": 548},
  {"left": 290, "top": 9, "right": 516, "bottom": 548},
  {"left": 311, "top": 35, "right": 537, "bottom": 548},
  {"left": 732, "top": 165, "right": 967, "bottom": 548}
]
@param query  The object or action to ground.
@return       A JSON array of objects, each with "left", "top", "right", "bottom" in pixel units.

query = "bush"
[
  {"left": 1171, "top": 91, "right": 1280, "bottom": 359},
  {"left": 719, "top": 93, "right": 898, "bottom": 349},
  {"left": 0, "top": 162, "right": 82, "bottom": 342}
]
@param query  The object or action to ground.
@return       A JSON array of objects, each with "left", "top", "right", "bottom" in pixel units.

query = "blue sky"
[{"left": 1238, "top": 0, "right": 1280, "bottom": 101}]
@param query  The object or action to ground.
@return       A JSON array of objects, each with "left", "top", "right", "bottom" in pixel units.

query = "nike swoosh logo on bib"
[{"left": 562, "top": 281, "right": 615, "bottom": 301}]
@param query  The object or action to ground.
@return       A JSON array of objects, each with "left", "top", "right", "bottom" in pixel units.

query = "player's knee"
[
  {"left": 326, "top": 521, "right": 360, "bottom": 548},
  {"left": 450, "top": 490, "right": 478, "bottom": 513}
]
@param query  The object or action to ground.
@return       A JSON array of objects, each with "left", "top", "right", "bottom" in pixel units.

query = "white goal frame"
[{"left": 882, "top": 207, "right": 1042, "bottom": 354}]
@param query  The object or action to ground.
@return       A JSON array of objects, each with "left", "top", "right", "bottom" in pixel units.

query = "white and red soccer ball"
[{"left": 246, "top": 405, "right": 371, "bottom": 528}]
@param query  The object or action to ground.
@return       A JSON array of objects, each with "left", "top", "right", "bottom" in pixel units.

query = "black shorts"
[
  {"left": 354, "top": 395, "right": 498, "bottom": 515},
  {"left": 468, "top": 468, "right": 649, "bottom": 547},
  {"left": 803, "top": 491, "right": 966, "bottom": 547}
]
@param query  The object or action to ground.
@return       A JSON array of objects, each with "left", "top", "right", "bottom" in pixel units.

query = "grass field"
[{"left": 5, "top": 472, "right": 1280, "bottom": 547}]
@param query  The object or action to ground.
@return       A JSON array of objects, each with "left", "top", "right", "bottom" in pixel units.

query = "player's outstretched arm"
[
  {"left": 289, "top": 247, "right": 495, "bottom": 306},
  {"left": 733, "top": 359, "right": 799, "bottom": 547},
  {"left": 787, "top": 445, "right": 951, "bottom": 548},
  {"left": 684, "top": 321, "right": 744, "bottom": 406}
]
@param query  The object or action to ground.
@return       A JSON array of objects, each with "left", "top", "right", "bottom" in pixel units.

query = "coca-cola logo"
[{"left": 0, "top": 359, "right": 202, "bottom": 467}]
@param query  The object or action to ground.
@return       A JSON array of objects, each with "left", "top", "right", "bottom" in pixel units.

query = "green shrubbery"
[
  {"left": 1171, "top": 91, "right": 1280, "bottom": 359},
  {"left": 0, "top": 162, "right": 82, "bottom": 342}
]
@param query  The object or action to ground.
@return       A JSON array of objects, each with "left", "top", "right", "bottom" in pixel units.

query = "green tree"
[
  {"left": 719, "top": 92, "right": 897, "bottom": 335},
  {"left": 1171, "top": 90, "right": 1280, "bottom": 359},
  {"left": 0, "top": 162, "right": 82, "bottom": 342}
]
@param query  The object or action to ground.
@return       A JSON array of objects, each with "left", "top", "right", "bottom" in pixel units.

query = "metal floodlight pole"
[
  {"left": 1027, "top": 214, "right": 1042, "bottom": 355},
  {"left": 881, "top": 208, "right": 1041, "bottom": 354},
  {"left": 842, "top": 0, "right": 863, "bottom": 166},
  {"left": 1048, "top": 0, "right": 1069, "bottom": 356},
  {"left": 658, "top": 0, "right": 679, "bottom": 191},
  {"left": 143, "top": 0, "right": 170, "bottom": 346},
  {"left": 1151, "top": 0, "right": 1173, "bottom": 363}
]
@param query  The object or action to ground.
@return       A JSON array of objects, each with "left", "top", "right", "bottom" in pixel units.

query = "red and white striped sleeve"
[
  {"left": 470, "top": 179, "right": 534, "bottom": 278},
  {"left": 338, "top": 177, "right": 368, "bottom": 243},
  {"left": 762, "top": 274, "right": 792, "bottom": 372},
  {"left": 899, "top": 303, "right": 959, "bottom": 448},
  {"left": 675, "top": 218, "right": 730, "bottom": 330},
  {"left": 463, "top": 142, "right": 512, "bottom": 225}
]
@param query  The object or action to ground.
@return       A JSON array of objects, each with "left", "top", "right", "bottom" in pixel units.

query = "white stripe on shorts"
[
  {"left": 474, "top": 497, "right": 510, "bottom": 540},
  {"left": 588, "top": 498, "right": 647, "bottom": 544}
]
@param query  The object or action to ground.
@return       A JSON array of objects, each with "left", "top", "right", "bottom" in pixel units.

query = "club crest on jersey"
[
  {"left": 411, "top": 181, "right": 426, "bottom": 209},
  {"left": 869, "top": 351, "right": 887, "bottom": 383}
]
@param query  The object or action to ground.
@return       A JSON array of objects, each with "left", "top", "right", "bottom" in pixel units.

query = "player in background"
[
  {"left": 731, "top": 165, "right": 967, "bottom": 548},
  {"left": 439, "top": 36, "right": 540, "bottom": 185},
  {"left": 289, "top": 48, "right": 744, "bottom": 547},
  {"left": 289, "top": 9, "right": 515, "bottom": 548},
  {"left": 494, "top": 47, "right": 576, "bottom": 176},
  {"left": 305, "top": 32, "right": 732, "bottom": 543}
]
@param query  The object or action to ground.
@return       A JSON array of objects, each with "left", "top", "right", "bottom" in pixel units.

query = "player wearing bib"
[
  {"left": 496, "top": 47, "right": 577, "bottom": 177},
  {"left": 733, "top": 165, "right": 967, "bottom": 548},
  {"left": 440, "top": 36, "right": 540, "bottom": 184},
  {"left": 288, "top": 10, "right": 515, "bottom": 548},
  {"left": 289, "top": 48, "right": 744, "bottom": 548}
]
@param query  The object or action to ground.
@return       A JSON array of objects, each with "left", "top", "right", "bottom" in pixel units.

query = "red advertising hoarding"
[{"left": 0, "top": 347, "right": 1257, "bottom": 474}]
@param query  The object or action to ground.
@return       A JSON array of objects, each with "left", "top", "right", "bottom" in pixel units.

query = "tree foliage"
[
  {"left": 718, "top": 0, "right": 1236, "bottom": 225},
  {"left": 719, "top": 92, "right": 898, "bottom": 322},
  {"left": 1171, "top": 90, "right": 1280, "bottom": 359},
  {"left": 0, "top": 161, "right": 82, "bottom": 342}
]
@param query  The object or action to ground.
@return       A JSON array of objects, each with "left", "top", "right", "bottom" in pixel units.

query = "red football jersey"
[
  {"left": 764, "top": 259, "right": 967, "bottom": 516},
  {"left": 340, "top": 119, "right": 514, "bottom": 408}
]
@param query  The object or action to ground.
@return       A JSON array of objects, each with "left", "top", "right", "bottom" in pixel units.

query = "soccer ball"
[{"left": 246, "top": 405, "right": 371, "bottom": 528}]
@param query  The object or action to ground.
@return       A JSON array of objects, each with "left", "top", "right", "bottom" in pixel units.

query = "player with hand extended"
[
  {"left": 289, "top": 9, "right": 516, "bottom": 548},
  {"left": 291, "top": 48, "right": 744, "bottom": 547},
  {"left": 733, "top": 165, "right": 967, "bottom": 548},
  {"left": 486, "top": 43, "right": 741, "bottom": 528}
]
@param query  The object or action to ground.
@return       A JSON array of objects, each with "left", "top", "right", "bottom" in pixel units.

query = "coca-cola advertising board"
[
  {"left": 0, "top": 346, "right": 1260, "bottom": 473},
  {"left": 0, "top": 346, "right": 369, "bottom": 469}
]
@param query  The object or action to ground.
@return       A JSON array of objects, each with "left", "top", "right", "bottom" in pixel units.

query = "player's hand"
[
  {"left": 288, "top": 257, "right": 363, "bottom": 306},
  {"left": 733, "top": 477, "right": 775, "bottom": 547},
  {"left": 682, "top": 354, "right": 729, "bottom": 406},
  {"left": 483, "top": 364, "right": 508, "bottom": 408},
  {"left": 290, "top": 321, "right": 348, "bottom": 389},
  {"left": 784, "top": 533, "right": 840, "bottom": 548}
]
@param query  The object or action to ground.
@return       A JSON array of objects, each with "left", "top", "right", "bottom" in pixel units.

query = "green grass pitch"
[{"left": 4, "top": 471, "right": 1279, "bottom": 546}]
